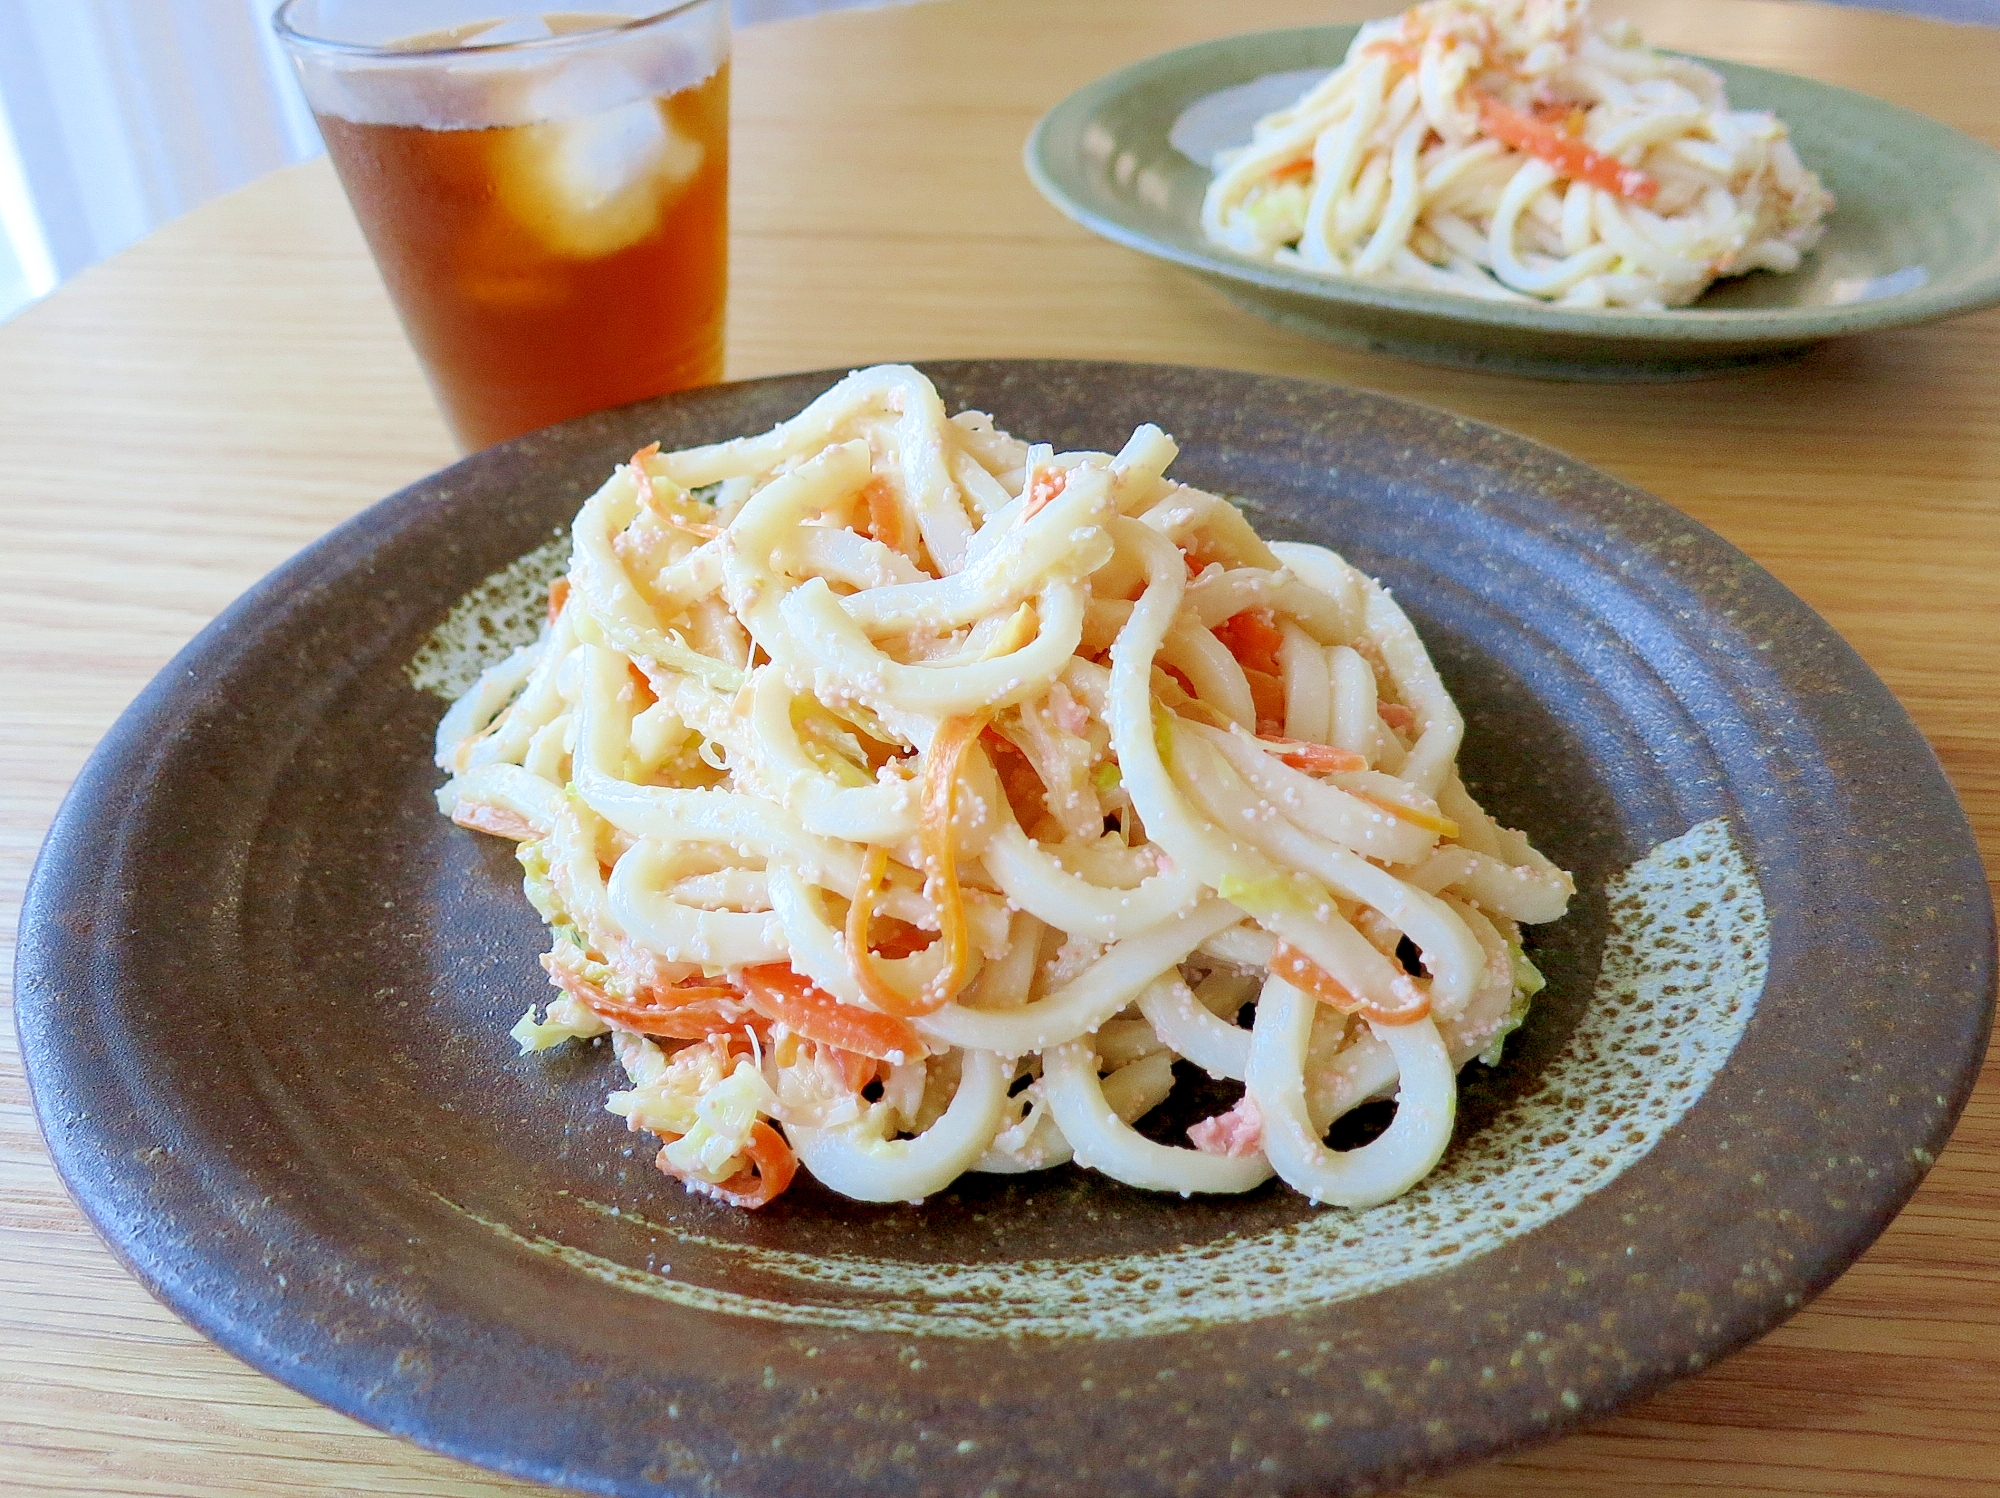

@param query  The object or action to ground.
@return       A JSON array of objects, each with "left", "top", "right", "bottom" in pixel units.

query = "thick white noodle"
[
  {"left": 1043, "top": 1041, "right": 1274, "bottom": 1194},
  {"left": 788, "top": 1048, "right": 1010, "bottom": 1202},
  {"left": 982, "top": 816, "right": 1205, "bottom": 943},
  {"left": 1136, "top": 974, "right": 1252, "bottom": 1081},
  {"left": 1246, "top": 976, "right": 1456, "bottom": 1206},
  {"left": 916, "top": 900, "right": 1243, "bottom": 1056}
]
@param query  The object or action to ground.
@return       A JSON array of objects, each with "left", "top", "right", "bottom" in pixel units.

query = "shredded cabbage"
[
  {"left": 659, "top": 1065, "right": 782, "bottom": 1183},
  {"left": 511, "top": 991, "right": 608, "bottom": 1052},
  {"left": 1243, "top": 182, "right": 1309, "bottom": 246},
  {"left": 1478, "top": 944, "right": 1547, "bottom": 1066},
  {"left": 517, "top": 840, "right": 564, "bottom": 925},
  {"left": 610, "top": 1043, "right": 782, "bottom": 1184},
  {"left": 1218, "top": 871, "right": 1333, "bottom": 921}
]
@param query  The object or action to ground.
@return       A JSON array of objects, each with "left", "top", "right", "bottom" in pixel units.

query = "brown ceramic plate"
[{"left": 16, "top": 362, "right": 1993, "bottom": 1497}]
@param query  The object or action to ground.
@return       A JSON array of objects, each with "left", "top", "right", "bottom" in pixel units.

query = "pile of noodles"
[
  {"left": 435, "top": 365, "right": 1571, "bottom": 1209},
  {"left": 1202, "top": 0, "right": 1833, "bottom": 308}
]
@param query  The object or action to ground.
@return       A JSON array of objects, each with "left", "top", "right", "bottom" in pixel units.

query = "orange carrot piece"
[
  {"left": 1271, "top": 940, "right": 1430, "bottom": 1025},
  {"left": 1257, "top": 737, "right": 1369, "bottom": 775},
  {"left": 845, "top": 843, "right": 939, "bottom": 1017},
  {"left": 627, "top": 442, "right": 663, "bottom": 508},
  {"left": 1378, "top": 701, "right": 1416, "bottom": 731},
  {"left": 917, "top": 714, "right": 991, "bottom": 1010},
  {"left": 656, "top": 1119, "right": 797, "bottom": 1209},
  {"left": 862, "top": 477, "right": 906, "bottom": 554},
  {"left": 1244, "top": 667, "right": 1286, "bottom": 730},
  {"left": 984, "top": 730, "right": 1062, "bottom": 835},
  {"left": 546, "top": 575, "right": 571, "bottom": 625},
  {"left": 1213, "top": 608, "right": 1285, "bottom": 677},
  {"left": 1477, "top": 97, "right": 1658, "bottom": 203},
  {"left": 600, "top": 998, "right": 761, "bottom": 1042},
  {"left": 736, "top": 964, "right": 925, "bottom": 1063},
  {"left": 866, "top": 918, "right": 932, "bottom": 961},
  {"left": 542, "top": 951, "right": 759, "bottom": 1040},
  {"left": 823, "top": 1044, "right": 878, "bottom": 1094},
  {"left": 628, "top": 661, "right": 657, "bottom": 706}
]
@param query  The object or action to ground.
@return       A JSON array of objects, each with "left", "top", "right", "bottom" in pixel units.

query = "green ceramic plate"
[{"left": 1025, "top": 26, "right": 2000, "bottom": 378}]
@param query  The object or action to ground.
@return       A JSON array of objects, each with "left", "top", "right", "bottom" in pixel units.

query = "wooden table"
[{"left": 3, "top": 0, "right": 1996, "bottom": 1492}]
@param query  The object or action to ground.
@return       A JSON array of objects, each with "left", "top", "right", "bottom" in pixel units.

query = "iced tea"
[{"left": 279, "top": 4, "right": 730, "bottom": 450}]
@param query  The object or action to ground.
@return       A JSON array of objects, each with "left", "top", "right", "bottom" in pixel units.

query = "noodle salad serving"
[
  {"left": 435, "top": 365, "right": 1571, "bottom": 1210},
  {"left": 1202, "top": 0, "right": 1834, "bottom": 308}
]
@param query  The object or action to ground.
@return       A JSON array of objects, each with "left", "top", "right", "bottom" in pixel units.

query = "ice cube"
[
  {"left": 469, "top": 16, "right": 557, "bottom": 45},
  {"left": 491, "top": 97, "right": 706, "bottom": 258},
  {"left": 560, "top": 99, "right": 671, "bottom": 202}
]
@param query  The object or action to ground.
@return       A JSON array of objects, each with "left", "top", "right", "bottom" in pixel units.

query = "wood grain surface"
[{"left": 3, "top": 0, "right": 1996, "bottom": 1492}]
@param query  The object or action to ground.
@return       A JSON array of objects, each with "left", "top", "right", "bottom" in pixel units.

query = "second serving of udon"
[
  {"left": 435, "top": 365, "right": 1572, "bottom": 1211},
  {"left": 1202, "top": 0, "right": 1834, "bottom": 308}
]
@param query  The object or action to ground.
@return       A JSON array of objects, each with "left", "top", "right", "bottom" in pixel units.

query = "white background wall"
[
  {"left": 0, "top": 0, "right": 895, "bottom": 323},
  {"left": 0, "top": 0, "right": 1992, "bottom": 325},
  {"left": 0, "top": 1, "right": 321, "bottom": 318}
]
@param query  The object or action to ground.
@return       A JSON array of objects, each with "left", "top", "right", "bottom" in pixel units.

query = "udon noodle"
[
  {"left": 435, "top": 365, "right": 1572, "bottom": 1209},
  {"left": 1201, "top": 0, "right": 1833, "bottom": 308}
]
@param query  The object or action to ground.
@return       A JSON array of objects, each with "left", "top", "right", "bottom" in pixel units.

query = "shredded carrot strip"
[
  {"left": 1378, "top": 701, "right": 1416, "bottom": 731},
  {"left": 823, "top": 1044, "right": 878, "bottom": 1094},
  {"left": 1270, "top": 157, "right": 1315, "bottom": 183},
  {"left": 656, "top": 1119, "right": 797, "bottom": 1209},
  {"left": 983, "top": 729, "right": 1063, "bottom": 837},
  {"left": 627, "top": 442, "right": 662, "bottom": 508},
  {"left": 1257, "top": 737, "right": 1369, "bottom": 775},
  {"left": 729, "top": 1121, "right": 799, "bottom": 1206},
  {"left": 918, "top": 713, "right": 991, "bottom": 1009},
  {"left": 1477, "top": 97, "right": 1658, "bottom": 203},
  {"left": 452, "top": 803, "right": 539, "bottom": 841},
  {"left": 1214, "top": 608, "right": 1285, "bottom": 677},
  {"left": 736, "top": 964, "right": 924, "bottom": 1063},
  {"left": 1354, "top": 791, "right": 1460, "bottom": 839},
  {"left": 1271, "top": 940, "right": 1430, "bottom": 1025},
  {"left": 546, "top": 576, "right": 571, "bottom": 625},
  {"left": 543, "top": 952, "right": 758, "bottom": 1040},
  {"left": 600, "top": 998, "right": 759, "bottom": 1041},
  {"left": 628, "top": 661, "right": 656, "bottom": 707},
  {"left": 1244, "top": 668, "right": 1286, "bottom": 732},
  {"left": 845, "top": 843, "right": 932, "bottom": 1016},
  {"left": 867, "top": 917, "right": 933, "bottom": 961},
  {"left": 667, "top": 513, "right": 722, "bottom": 540},
  {"left": 862, "top": 477, "right": 906, "bottom": 554},
  {"left": 1021, "top": 469, "right": 1067, "bottom": 521}
]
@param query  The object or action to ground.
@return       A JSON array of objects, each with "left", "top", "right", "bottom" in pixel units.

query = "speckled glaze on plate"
[
  {"left": 1025, "top": 30, "right": 2000, "bottom": 378},
  {"left": 16, "top": 363, "right": 1993, "bottom": 1497}
]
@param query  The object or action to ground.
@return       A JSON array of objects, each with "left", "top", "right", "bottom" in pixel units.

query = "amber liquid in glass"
[{"left": 316, "top": 50, "right": 728, "bottom": 450}]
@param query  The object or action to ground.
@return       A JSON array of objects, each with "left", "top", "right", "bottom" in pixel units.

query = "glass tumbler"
[{"left": 276, "top": 2, "right": 731, "bottom": 450}]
